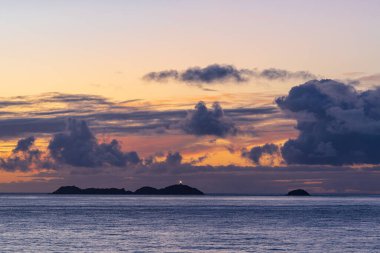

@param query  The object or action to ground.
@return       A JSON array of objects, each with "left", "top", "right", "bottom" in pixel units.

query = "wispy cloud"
[{"left": 0, "top": 93, "right": 279, "bottom": 138}]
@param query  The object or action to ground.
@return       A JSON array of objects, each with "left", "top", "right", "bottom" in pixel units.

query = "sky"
[{"left": 1, "top": 0, "right": 380, "bottom": 194}]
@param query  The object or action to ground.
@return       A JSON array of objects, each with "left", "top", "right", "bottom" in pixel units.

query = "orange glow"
[{"left": 0, "top": 171, "right": 39, "bottom": 183}]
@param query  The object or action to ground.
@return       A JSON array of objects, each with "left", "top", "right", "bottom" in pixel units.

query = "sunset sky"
[{"left": 1, "top": 0, "right": 380, "bottom": 193}]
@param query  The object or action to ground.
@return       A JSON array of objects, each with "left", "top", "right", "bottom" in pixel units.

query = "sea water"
[{"left": 0, "top": 194, "right": 379, "bottom": 252}]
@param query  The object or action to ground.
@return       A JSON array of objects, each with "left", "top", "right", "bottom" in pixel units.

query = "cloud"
[
  {"left": 0, "top": 136, "right": 52, "bottom": 172},
  {"left": 0, "top": 119, "right": 143, "bottom": 171},
  {"left": 43, "top": 93, "right": 112, "bottom": 105},
  {"left": 143, "top": 70, "right": 179, "bottom": 82},
  {"left": 357, "top": 73, "right": 380, "bottom": 85},
  {"left": 276, "top": 79, "right": 380, "bottom": 165},
  {"left": 242, "top": 143, "right": 281, "bottom": 165},
  {"left": 165, "top": 152, "right": 183, "bottom": 166},
  {"left": 48, "top": 119, "right": 141, "bottom": 167},
  {"left": 144, "top": 64, "right": 249, "bottom": 83},
  {"left": 0, "top": 118, "right": 66, "bottom": 138},
  {"left": 143, "top": 64, "right": 317, "bottom": 84},
  {"left": 13, "top": 136, "right": 36, "bottom": 153},
  {"left": 259, "top": 68, "right": 317, "bottom": 81},
  {"left": 124, "top": 151, "right": 141, "bottom": 165},
  {"left": 0, "top": 91, "right": 279, "bottom": 138},
  {"left": 3, "top": 137, "right": 380, "bottom": 194},
  {"left": 181, "top": 101, "right": 237, "bottom": 137},
  {"left": 0, "top": 100, "right": 31, "bottom": 108},
  {"left": 342, "top": 73, "right": 380, "bottom": 89}
]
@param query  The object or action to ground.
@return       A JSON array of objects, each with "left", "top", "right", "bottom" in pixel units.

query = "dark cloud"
[
  {"left": 91, "top": 107, "right": 276, "bottom": 124},
  {"left": 0, "top": 91, "right": 279, "bottom": 138},
  {"left": 0, "top": 118, "right": 65, "bottom": 138},
  {"left": 124, "top": 151, "right": 141, "bottom": 165},
  {"left": 2, "top": 135, "right": 380, "bottom": 194},
  {"left": 32, "top": 109, "right": 89, "bottom": 116},
  {"left": 144, "top": 64, "right": 249, "bottom": 83},
  {"left": 143, "top": 70, "right": 179, "bottom": 82},
  {"left": 0, "top": 119, "right": 143, "bottom": 171},
  {"left": 189, "top": 154, "right": 208, "bottom": 165},
  {"left": 91, "top": 110, "right": 186, "bottom": 121},
  {"left": 48, "top": 119, "right": 141, "bottom": 167},
  {"left": 13, "top": 136, "right": 36, "bottom": 153},
  {"left": 165, "top": 152, "right": 183, "bottom": 166},
  {"left": 143, "top": 64, "right": 317, "bottom": 84},
  {"left": 242, "top": 143, "right": 280, "bottom": 164},
  {"left": 0, "top": 104, "right": 276, "bottom": 138},
  {"left": 181, "top": 102, "right": 237, "bottom": 137},
  {"left": 0, "top": 136, "right": 52, "bottom": 172},
  {"left": 276, "top": 79, "right": 380, "bottom": 165},
  {"left": 181, "top": 65, "right": 248, "bottom": 83}
]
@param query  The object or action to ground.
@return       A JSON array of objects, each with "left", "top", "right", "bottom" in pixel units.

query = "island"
[
  {"left": 52, "top": 186, "right": 133, "bottom": 195},
  {"left": 52, "top": 184, "right": 204, "bottom": 195},
  {"left": 287, "top": 189, "right": 310, "bottom": 196}
]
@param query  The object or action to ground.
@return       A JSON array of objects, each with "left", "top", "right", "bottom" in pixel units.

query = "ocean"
[{"left": 0, "top": 194, "right": 379, "bottom": 252}]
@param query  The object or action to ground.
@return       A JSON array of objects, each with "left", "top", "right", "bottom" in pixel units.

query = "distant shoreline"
[
  {"left": 1, "top": 192, "right": 380, "bottom": 197},
  {"left": 51, "top": 184, "right": 204, "bottom": 195},
  {"left": 0, "top": 192, "right": 380, "bottom": 198}
]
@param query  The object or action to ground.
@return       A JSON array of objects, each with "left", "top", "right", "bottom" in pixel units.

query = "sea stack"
[{"left": 287, "top": 189, "right": 310, "bottom": 196}]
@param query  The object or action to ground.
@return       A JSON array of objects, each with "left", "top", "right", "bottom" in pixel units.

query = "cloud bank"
[
  {"left": 2, "top": 116, "right": 380, "bottom": 194},
  {"left": 48, "top": 119, "right": 141, "bottom": 167},
  {"left": 276, "top": 79, "right": 380, "bottom": 165},
  {"left": 144, "top": 64, "right": 249, "bottom": 83},
  {"left": 0, "top": 92, "right": 278, "bottom": 138}
]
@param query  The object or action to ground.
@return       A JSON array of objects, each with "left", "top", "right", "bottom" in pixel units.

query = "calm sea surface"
[{"left": 0, "top": 194, "right": 379, "bottom": 252}]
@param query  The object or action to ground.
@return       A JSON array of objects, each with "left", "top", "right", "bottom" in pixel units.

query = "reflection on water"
[{"left": 0, "top": 195, "right": 379, "bottom": 252}]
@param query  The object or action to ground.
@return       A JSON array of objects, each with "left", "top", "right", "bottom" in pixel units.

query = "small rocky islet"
[{"left": 287, "top": 189, "right": 310, "bottom": 196}]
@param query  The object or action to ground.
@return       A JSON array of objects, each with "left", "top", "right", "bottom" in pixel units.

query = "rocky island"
[
  {"left": 52, "top": 186, "right": 133, "bottom": 195},
  {"left": 287, "top": 189, "right": 310, "bottom": 196},
  {"left": 52, "top": 184, "right": 204, "bottom": 195}
]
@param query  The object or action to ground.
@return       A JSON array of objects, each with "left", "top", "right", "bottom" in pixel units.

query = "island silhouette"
[
  {"left": 52, "top": 184, "right": 204, "bottom": 195},
  {"left": 287, "top": 189, "right": 310, "bottom": 196}
]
